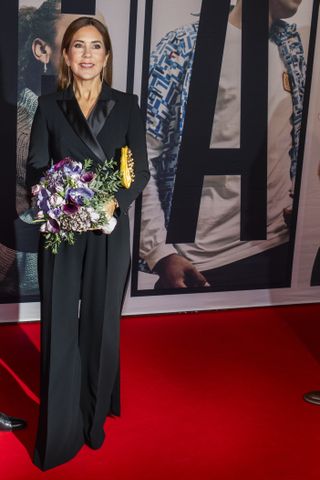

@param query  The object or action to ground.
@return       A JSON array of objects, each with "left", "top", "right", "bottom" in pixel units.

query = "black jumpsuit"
[{"left": 26, "top": 82, "right": 149, "bottom": 470}]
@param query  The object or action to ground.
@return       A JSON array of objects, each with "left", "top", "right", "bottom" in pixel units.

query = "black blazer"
[{"left": 26, "top": 82, "right": 150, "bottom": 218}]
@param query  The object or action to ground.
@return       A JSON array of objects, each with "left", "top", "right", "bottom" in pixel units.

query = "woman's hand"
[
  {"left": 100, "top": 198, "right": 118, "bottom": 234},
  {"left": 104, "top": 198, "right": 118, "bottom": 217}
]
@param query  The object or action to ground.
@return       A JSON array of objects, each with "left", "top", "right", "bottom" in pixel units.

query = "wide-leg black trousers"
[{"left": 34, "top": 230, "right": 129, "bottom": 471}]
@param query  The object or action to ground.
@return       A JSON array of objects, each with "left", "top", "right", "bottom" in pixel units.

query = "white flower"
[
  {"left": 55, "top": 184, "right": 64, "bottom": 193},
  {"left": 32, "top": 184, "right": 41, "bottom": 195},
  {"left": 87, "top": 207, "right": 100, "bottom": 222},
  {"left": 49, "top": 193, "right": 64, "bottom": 207}
]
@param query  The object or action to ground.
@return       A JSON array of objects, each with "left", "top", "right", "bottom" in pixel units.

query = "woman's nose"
[{"left": 83, "top": 46, "right": 92, "bottom": 57}]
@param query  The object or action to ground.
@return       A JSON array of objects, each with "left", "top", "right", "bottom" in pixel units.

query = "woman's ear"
[
  {"left": 104, "top": 52, "right": 110, "bottom": 67},
  {"left": 62, "top": 48, "right": 70, "bottom": 67},
  {"left": 32, "top": 38, "right": 52, "bottom": 67}
]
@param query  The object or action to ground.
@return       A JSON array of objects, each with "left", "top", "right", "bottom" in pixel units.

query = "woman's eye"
[
  {"left": 74, "top": 43, "right": 83, "bottom": 48},
  {"left": 93, "top": 44, "right": 101, "bottom": 49}
]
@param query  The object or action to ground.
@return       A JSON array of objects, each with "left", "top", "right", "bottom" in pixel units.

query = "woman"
[{"left": 26, "top": 16, "right": 149, "bottom": 470}]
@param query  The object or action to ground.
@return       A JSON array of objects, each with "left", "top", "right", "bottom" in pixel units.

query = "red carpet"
[{"left": 1, "top": 304, "right": 320, "bottom": 479}]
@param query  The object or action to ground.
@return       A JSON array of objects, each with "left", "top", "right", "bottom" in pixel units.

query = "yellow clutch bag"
[{"left": 120, "top": 146, "right": 135, "bottom": 189}]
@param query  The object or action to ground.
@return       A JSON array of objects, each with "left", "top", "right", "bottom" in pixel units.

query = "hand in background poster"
[{"left": 154, "top": 254, "right": 209, "bottom": 289}]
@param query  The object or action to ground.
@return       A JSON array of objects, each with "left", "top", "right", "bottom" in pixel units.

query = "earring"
[
  {"left": 67, "top": 66, "right": 72, "bottom": 86},
  {"left": 43, "top": 62, "right": 48, "bottom": 74},
  {"left": 101, "top": 65, "right": 106, "bottom": 82}
]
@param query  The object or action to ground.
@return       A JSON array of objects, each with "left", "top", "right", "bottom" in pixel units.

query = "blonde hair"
[{"left": 57, "top": 16, "right": 112, "bottom": 90}]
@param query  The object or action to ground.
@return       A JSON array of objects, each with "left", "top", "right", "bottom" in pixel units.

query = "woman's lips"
[{"left": 79, "top": 63, "right": 94, "bottom": 68}]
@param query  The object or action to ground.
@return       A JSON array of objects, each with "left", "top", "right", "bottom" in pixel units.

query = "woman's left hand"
[{"left": 104, "top": 198, "right": 117, "bottom": 217}]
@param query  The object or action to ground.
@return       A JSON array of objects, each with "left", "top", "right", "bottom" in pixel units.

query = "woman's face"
[{"left": 63, "top": 25, "right": 108, "bottom": 82}]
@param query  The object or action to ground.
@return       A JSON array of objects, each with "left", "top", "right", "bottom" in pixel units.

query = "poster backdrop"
[{"left": 0, "top": 0, "right": 319, "bottom": 321}]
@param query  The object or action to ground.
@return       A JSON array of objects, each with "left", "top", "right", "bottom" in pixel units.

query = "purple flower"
[
  {"left": 38, "top": 188, "right": 50, "bottom": 213},
  {"left": 63, "top": 203, "right": 79, "bottom": 215},
  {"left": 54, "top": 157, "right": 72, "bottom": 171},
  {"left": 67, "top": 187, "right": 94, "bottom": 206},
  {"left": 48, "top": 207, "right": 63, "bottom": 219},
  {"left": 62, "top": 161, "right": 83, "bottom": 177},
  {"left": 46, "top": 218, "right": 60, "bottom": 233},
  {"left": 81, "top": 171, "right": 95, "bottom": 183},
  {"left": 38, "top": 188, "right": 49, "bottom": 198}
]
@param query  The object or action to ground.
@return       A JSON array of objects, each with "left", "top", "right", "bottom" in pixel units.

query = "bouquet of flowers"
[{"left": 32, "top": 152, "right": 132, "bottom": 254}]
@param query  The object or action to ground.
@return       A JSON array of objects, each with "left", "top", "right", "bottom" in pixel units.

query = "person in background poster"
[
  {"left": 1, "top": 0, "right": 57, "bottom": 299},
  {"left": 0, "top": 0, "right": 86, "bottom": 301},
  {"left": 1, "top": 0, "right": 65, "bottom": 299},
  {"left": 139, "top": 0, "right": 308, "bottom": 291}
]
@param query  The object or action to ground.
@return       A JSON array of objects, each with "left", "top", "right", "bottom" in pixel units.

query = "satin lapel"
[
  {"left": 56, "top": 83, "right": 117, "bottom": 163},
  {"left": 94, "top": 82, "right": 117, "bottom": 137},
  {"left": 89, "top": 98, "right": 116, "bottom": 137},
  {"left": 57, "top": 97, "right": 106, "bottom": 162}
]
